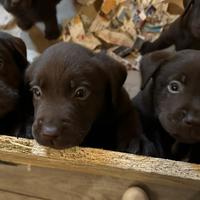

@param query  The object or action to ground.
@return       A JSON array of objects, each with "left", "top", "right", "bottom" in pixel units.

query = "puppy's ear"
[
  {"left": 93, "top": 52, "right": 127, "bottom": 106},
  {"left": 134, "top": 49, "right": 176, "bottom": 117},
  {"left": 140, "top": 49, "right": 175, "bottom": 89},
  {"left": 3, "top": 34, "right": 28, "bottom": 71}
]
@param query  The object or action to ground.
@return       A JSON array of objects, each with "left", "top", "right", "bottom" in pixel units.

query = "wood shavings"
[
  {"left": 31, "top": 140, "right": 47, "bottom": 157},
  {"left": 7, "top": 139, "right": 32, "bottom": 149},
  {"left": 0, "top": 136, "right": 31, "bottom": 149}
]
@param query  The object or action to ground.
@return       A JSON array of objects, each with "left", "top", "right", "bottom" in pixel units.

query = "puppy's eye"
[
  {"left": 0, "top": 58, "right": 4, "bottom": 69},
  {"left": 74, "top": 86, "right": 90, "bottom": 100},
  {"left": 167, "top": 81, "right": 183, "bottom": 94},
  {"left": 31, "top": 86, "right": 42, "bottom": 99}
]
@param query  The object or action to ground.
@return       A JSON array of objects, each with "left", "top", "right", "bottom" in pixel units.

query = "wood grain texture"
[
  {"left": 0, "top": 189, "right": 46, "bottom": 200},
  {"left": 0, "top": 136, "right": 200, "bottom": 200},
  {"left": 0, "top": 162, "right": 200, "bottom": 200}
]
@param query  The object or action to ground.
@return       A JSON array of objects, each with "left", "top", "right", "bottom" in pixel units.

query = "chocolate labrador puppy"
[
  {"left": 133, "top": 49, "right": 200, "bottom": 163},
  {"left": 0, "top": 0, "right": 61, "bottom": 40},
  {"left": 0, "top": 32, "right": 32, "bottom": 138},
  {"left": 140, "top": 0, "right": 200, "bottom": 54},
  {"left": 26, "top": 42, "right": 156, "bottom": 155}
]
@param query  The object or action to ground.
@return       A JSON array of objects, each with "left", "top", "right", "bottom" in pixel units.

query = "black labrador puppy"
[
  {"left": 140, "top": 0, "right": 200, "bottom": 54},
  {"left": 0, "top": 32, "right": 32, "bottom": 138},
  {"left": 133, "top": 49, "right": 200, "bottom": 163},
  {"left": 0, "top": 0, "right": 61, "bottom": 40},
  {"left": 26, "top": 42, "right": 156, "bottom": 155}
]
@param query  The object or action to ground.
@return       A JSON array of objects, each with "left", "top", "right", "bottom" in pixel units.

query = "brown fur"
[
  {"left": 0, "top": 32, "right": 32, "bottom": 138},
  {"left": 133, "top": 49, "right": 200, "bottom": 163},
  {"left": 26, "top": 42, "right": 156, "bottom": 155}
]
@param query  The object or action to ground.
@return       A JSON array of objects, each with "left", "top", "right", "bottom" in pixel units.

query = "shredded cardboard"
[
  {"left": 61, "top": 0, "right": 183, "bottom": 70},
  {"left": 76, "top": 0, "right": 97, "bottom": 6}
]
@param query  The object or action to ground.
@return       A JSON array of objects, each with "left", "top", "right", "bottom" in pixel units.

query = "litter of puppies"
[{"left": 1, "top": 0, "right": 200, "bottom": 165}]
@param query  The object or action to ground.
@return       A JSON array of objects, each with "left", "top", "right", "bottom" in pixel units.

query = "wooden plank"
[
  {"left": 0, "top": 189, "right": 45, "bottom": 200},
  {"left": 0, "top": 162, "right": 200, "bottom": 200},
  {"left": 0, "top": 136, "right": 200, "bottom": 199},
  {"left": 0, "top": 136, "right": 200, "bottom": 181}
]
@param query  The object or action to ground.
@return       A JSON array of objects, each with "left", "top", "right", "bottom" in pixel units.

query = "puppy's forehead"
[
  {"left": 40, "top": 43, "right": 98, "bottom": 71},
  {"left": 159, "top": 50, "right": 200, "bottom": 79},
  {"left": 34, "top": 42, "right": 103, "bottom": 85}
]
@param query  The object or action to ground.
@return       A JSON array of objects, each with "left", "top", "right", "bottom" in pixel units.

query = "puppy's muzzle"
[
  {"left": 41, "top": 125, "right": 59, "bottom": 140},
  {"left": 169, "top": 109, "right": 200, "bottom": 142},
  {"left": 34, "top": 117, "right": 69, "bottom": 139},
  {"left": 182, "top": 112, "right": 200, "bottom": 127}
]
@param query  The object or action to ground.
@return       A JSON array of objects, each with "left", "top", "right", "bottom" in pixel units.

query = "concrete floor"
[{"left": 0, "top": 0, "right": 141, "bottom": 98}]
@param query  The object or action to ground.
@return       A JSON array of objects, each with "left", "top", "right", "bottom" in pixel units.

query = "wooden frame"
[{"left": 0, "top": 135, "right": 200, "bottom": 199}]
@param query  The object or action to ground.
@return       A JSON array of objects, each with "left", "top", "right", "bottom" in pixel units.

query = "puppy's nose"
[
  {"left": 41, "top": 126, "right": 59, "bottom": 139},
  {"left": 183, "top": 114, "right": 200, "bottom": 127}
]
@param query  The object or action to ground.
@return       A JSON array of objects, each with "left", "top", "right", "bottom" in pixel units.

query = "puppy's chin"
[
  {"left": 32, "top": 130, "right": 86, "bottom": 149},
  {"left": 34, "top": 139, "right": 76, "bottom": 149},
  {"left": 159, "top": 113, "right": 200, "bottom": 144}
]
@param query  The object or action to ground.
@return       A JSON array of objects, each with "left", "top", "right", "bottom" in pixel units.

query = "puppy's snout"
[
  {"left": 35, "top": 114, "right": 72, "bottom": 139},
  {"left": 41, "top": 125, "right": 59, "bottom": 139},
  {"left": 183, "top": 114, "right": 200, "bottom": 127},
  {"left": 38, "top": 117, "right": 71, "bottom": 127}
]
